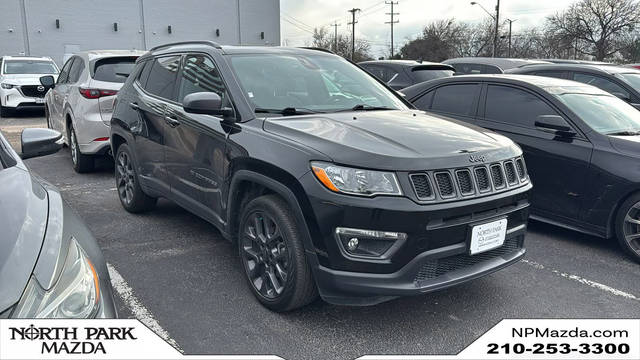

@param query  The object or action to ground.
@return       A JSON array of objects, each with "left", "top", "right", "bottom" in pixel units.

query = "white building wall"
[{"left": 0, "top": 0, "right": 280, "bottom": 66}]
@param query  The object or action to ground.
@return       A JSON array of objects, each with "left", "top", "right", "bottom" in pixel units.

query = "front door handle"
[
  {"left": 129, "top": 102, "right": 140, "bottom": 111},
  {"left": 165, "top": 116, "right": 180, "bottom": 127}
]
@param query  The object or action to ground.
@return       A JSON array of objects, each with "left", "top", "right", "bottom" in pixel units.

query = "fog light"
[
  {"left": 335, "top": 227, "right": 407, "bottom": 258},
  {"left": 347, "top": 238, "right": 359, "bottom": 251}
]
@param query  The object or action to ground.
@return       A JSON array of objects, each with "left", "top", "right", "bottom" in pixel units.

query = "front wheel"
[
  {"left": 238, "top": 195, "right": 318, "bottom": 311},
  {"left": 615, "top": 193, "right": 640, "bottom": 263},
  {"left": 115, "top": 143, "right": 157, "bottom": 213}
]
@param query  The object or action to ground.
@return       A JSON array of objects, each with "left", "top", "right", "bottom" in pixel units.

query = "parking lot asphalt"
[{"left": 2, "top": 112, "right": 639, "bottom": 360}]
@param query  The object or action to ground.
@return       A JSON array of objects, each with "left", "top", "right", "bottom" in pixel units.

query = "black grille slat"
[
  {"left": 474, "top": 167, "right": 491, "bottom": 192},
  {"left": 415, "top": 237, "right": 521, "bottom": 282},
  {"left": 491, "top": 164, "right": 505, "bottom": 188},
  {"left": 435, "top": 172, "right": 455, "bottom": 197},
  {"left": 19, "top": 85, "right": 47, "bottom": 98},
  {"left": 410, "top": 174, "right": 433, "bottom": 199},
  {"left": 504, "top": 161, "right": 518, "bottom": 185},
  {"left": 456, "top": 170, "right": 474, "bottom": 195},
  {"left": 515, "top": 158, "right": 526, "bottom": 179}
]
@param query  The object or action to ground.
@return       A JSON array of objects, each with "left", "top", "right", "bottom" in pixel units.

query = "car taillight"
[{"left": 79, "top": 88, "right": 118, "bottom": 99}]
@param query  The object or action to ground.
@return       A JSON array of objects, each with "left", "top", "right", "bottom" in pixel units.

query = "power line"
[
  {"left": 281, "top": 11, "right": 314, "bottom": 31},
  {"left": 282, "top": 18, "right": 314, "bottom": 34}
]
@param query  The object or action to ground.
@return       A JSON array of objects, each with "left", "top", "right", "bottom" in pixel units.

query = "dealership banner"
[{"left": 1, "top": 319, "right": 638, "bottom": 359}]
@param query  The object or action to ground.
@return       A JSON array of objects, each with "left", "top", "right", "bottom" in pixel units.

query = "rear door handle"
[
  {"left": 164, "top": 116, "right": 180, "bottom": 127},
  {"left": 129, "top": 102, "right": 140, "bottom": 111}
]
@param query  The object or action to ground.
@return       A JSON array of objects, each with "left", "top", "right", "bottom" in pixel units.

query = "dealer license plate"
[{"left": 469, "top": 218, "right": 507, "bottom": 255}]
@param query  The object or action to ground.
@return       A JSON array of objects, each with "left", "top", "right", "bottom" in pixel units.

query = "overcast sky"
[{"left": 281, "top": 0, "right": 577, "bottom": 57}]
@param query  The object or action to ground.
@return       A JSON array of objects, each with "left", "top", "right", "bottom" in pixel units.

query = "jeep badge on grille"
[{"left": 469, "top": 154, "right": 486, "bottom": 163}]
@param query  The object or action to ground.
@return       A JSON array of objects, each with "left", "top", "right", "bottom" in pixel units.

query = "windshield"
[
  {"left": 618, "top": 73, "right": 640, "bottom": 92},
  {"left": 3, "top": 60, "right": 58, "bottom": 75},
  {"left": 555, "top": 93, "right": 640, "bottom": 134},
  {"left": 412, "top": 69, "right": 454, "bottom": 82},
  {"left": 228, "top": 54, "right": 407, "bottom": 113}
]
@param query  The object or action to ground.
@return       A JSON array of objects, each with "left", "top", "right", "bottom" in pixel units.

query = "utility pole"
[
  {"left": 331, "top": 22, "right": 341, "bottom": 53},
  {"left": 385, "top": 1, "right": 399, "bottom": 59},
  {"left": 493, "top": 0, "right": 500, "bottom": 57},
  {"left": 506, "top": 18, "right": 516, "bottom": 57},
  {"left": 348, "top": 8, "right": 360, "bottom": 61}
]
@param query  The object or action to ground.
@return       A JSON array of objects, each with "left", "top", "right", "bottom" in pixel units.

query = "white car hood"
[{"left": 1, "top": 74, "right": 58, "bottom": 86}]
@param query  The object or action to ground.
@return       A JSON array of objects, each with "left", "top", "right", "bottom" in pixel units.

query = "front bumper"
[
  {"left": 299, "top": 171, "right": 531, "bottom": 305},
  {"left": 1, "top": 87, "right": 46, "bottom": 109}
]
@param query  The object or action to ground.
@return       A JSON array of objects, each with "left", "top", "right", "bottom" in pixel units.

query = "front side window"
[
  {"left": 143, "top": 56, "right": 181, "bottom": 100},
  {"left": 228, "top": 54, "right": 407, "bottom": 113},
  {"left": 2, "top": 60, "right": 58, "bottom": 75},
  {"left": 573, "top": 73, "right": 630, "bottom": 99},
  {"left": 555, "top": 92, "right": 640, "bottom": 135},
  {"left": 177, "top": 55, "right": 227, "bottom": 104},
  {"left": 485, "top": 85, "right": 560, "bottom": 128},
  {"left": 430, "top": 84, "right": 480, "bottom": 116}
]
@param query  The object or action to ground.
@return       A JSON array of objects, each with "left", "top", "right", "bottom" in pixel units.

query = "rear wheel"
[
  {"left": 115, "top": 143, "right": 156, "bottom": 213},
  {"left": 68, "top": 124, "right": 94, "bottom": 173},
  {"left": 615, "top": 193, "right": 640, "bottom": 263},
  {"left": 45, "top": 106, "right": 51, "bottom": 128},
  {"left": 238, "top": 195, "right": 318, "bottom": 312}
]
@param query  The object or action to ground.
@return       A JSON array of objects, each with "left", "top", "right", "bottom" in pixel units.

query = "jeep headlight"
[
  {"left": 311, "top": 162, "right": 402, "bottom": 196},
  {"left": 1, "top": 83, "right": 15, "bottom": 89},
  {"left": 12, "top": 238, "right": 100, "bottom": 318}
]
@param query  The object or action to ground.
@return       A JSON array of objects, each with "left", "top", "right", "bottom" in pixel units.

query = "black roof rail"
[
  {"left": 149, "top": 40, "right": 223, "bottom": 52},
  {"left": 299, "top": 47, "right": 334, "bottom": 54}
]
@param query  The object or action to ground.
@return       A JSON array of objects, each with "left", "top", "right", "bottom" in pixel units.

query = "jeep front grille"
[{"left": 409, "top": 157, "right": 528, "bottom": 203}]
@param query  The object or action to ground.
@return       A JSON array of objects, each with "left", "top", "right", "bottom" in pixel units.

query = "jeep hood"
[
  {"left": 0, "top": 167, "right": 48, "bottom": 313},
  {"left": 263, "top": 110, "right": 520, "bottom": 170}
]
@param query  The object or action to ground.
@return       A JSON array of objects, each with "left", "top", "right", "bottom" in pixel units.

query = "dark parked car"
[
  {"left": 403, "top": 74, "right": 640, "bottom": 262},
  {"left": 110, "top": 41, "right": 531, "bottom": 311},
  {"left": 507, "top": 64, "right": 640, "bottom": 110},
  {"left": 359, "top": 60, "right": 454, "bottom": 89},
  {"left": 443, "top": 57, "right": 550, "bottom": 75},
  {"left": 0, "top": 128, "right": 117, "bottom": 318}
]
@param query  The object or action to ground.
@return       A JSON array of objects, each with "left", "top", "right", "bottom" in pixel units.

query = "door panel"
[
  {"left": 51, "top": 57, "right": 74, "bottom": 133},
  {"left": 164, "top": 54, "right": 230, "bottom": 226},
  {"left": 479, "top": 84, "right": 593, "bottom": 220}
]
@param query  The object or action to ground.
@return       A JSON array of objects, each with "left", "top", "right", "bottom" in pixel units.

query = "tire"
[
  {"left": 68, "top": 124, "right": 94, "bottom": 173},
  {"left": 614, "top": 193, "right": 640, "bottom": 263},
  {"left": 0, "top": 106, "right": 12, "bottom": 117},
  {"left": 238, "top": 195, "right": 318, "bottom": 311},
  {"left": 45, "top": 106, "right": 51, "bottom": 129},
  {"left": 115, "top": 143, "right": 157, "bottom": 213}
]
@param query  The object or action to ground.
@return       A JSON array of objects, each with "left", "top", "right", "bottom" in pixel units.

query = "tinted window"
[
  {"left": 412, "top": 90, "right": 434, "bottom": 110},
  {"left": 411, "top": 69, "right": 454, "bottom": 82},
  {"left": 137, "top": 60, "right": 153, "bottom": 87},
  {"left": 67, "top": 57, "right": 85, "bottom": 83},
  {"left": 430, "top": 84, "right": 480, "bottom": 116},
  {"left": 573, "top": 73, "right": 630, "bottom": 99},
  {"left": 57, "top": 58, "right": 74, "bottom": 84},
  {"left": 177, "top": 55, "right": 227, "bottom": 103},
  {"left": 143, "top": 56, "right": 180, "bottom": 100},
  {"left": 485, "top": 85, "right": 559, "bottom": 127},
  {"left": 535, "top": 70, "right": 567, "bottom": 79},
  {"left": 482, "top": 65, "right": 502, "bottom": 74},
  {"left": 94, "top": 57, "right": 138, "bottom": 83},
  {"left": 362, "top": 64, "right": 398, "bottom": 83}
]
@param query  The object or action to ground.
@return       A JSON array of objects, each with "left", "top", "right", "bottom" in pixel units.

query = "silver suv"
[
  {"left": 0, "top": 56, "right": 59, "bottom": 117},
  {"left": 40, "top": 50, "right": 145, "bottom": 172}
]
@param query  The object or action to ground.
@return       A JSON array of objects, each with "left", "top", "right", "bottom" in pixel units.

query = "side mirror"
[
  {"left": 20, "top": 128, "right": 63, "bottom": 160},
  {"left": 40, "top": 75, "right": 55, "bottom": 88},
  {"left": 183, "top": 92, "right": 234, "bottom": 118},
  {"left": 535, "top": 115, "right": 574, "bottom": 136}
]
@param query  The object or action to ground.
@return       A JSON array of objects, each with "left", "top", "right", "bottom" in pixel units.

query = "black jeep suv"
[{"left": 110, "top": 41, "right": 532, "bottom": 311}]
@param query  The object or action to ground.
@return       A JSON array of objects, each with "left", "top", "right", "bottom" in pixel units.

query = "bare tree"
[
  {"left": 548, "top": 0, "right": 640, "bottom": 60},
  {"left": 309, "top": 27, "right": 373, "bottom": 62}
]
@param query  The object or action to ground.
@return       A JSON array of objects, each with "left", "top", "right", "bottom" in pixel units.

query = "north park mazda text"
[{"left": 110, "top": 42, "right": 532, "bottom": 311}]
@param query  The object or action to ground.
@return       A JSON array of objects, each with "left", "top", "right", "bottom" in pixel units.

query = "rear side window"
[
  {"left": 67, "top": 57, "right": 85, "bottom": 83},
  {"left": 143, "top": 56, "right": 181, "bottom": 100},
  {"left": 412, "top": 90, "right": 434, "bottom": 110},
  {"left": 573, "top": 73, "right": 630, "bottom": 99},
  {"left": 362, "top": 64, "right": 398, "bottom": 83},
  {"left": 430, "top": 84, "right": 480, "bottom": 116},
  {"left": 485, "top": 85, "right": 559, "bottom": 128},
  {"left": 535, "top": 70, "right": 568, "bottom": 79},
  {"left": 93, "top": 57, "right": 138, "bottom": 83}
]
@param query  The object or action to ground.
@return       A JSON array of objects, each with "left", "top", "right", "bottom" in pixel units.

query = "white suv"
[
  {"left": 40, "top": 50, "right": 145, "bottom": 172},
  {"left": 0, "top": 56, "right": 59, "bottom": 117}
]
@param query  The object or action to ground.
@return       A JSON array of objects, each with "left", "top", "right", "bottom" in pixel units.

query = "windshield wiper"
[
  {"left": 255, "top": 107, "right": 321, "bottom": 116},
  {"left": 349, "top": 104, "right": 394, "bottom": 111},
  {"left": 605, "top": 130, "right": 640, "bottom": 136}
]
